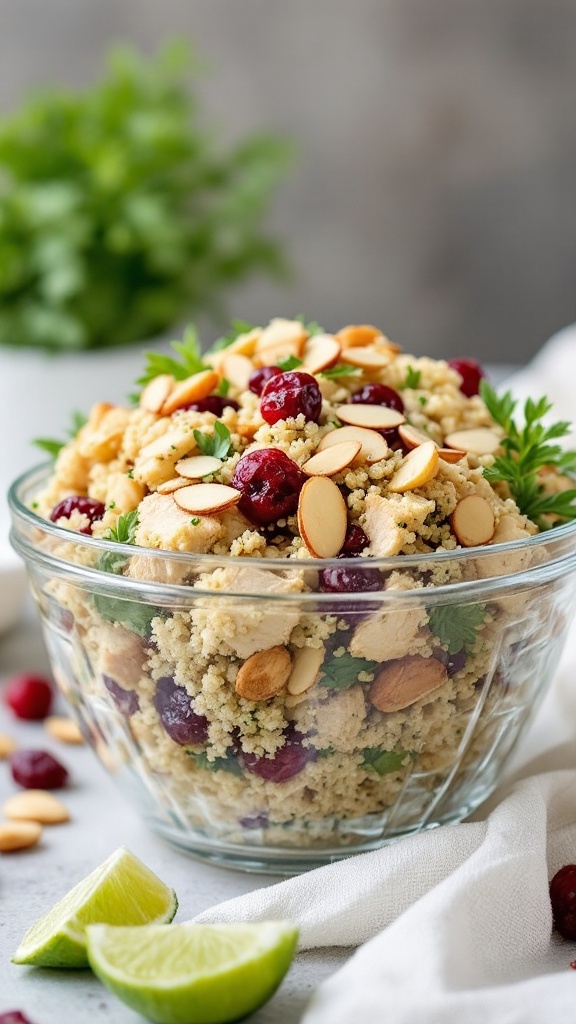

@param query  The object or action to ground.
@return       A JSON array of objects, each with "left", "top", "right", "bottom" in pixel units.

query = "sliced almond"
[
  {"left": 318, "top": 425, "right": 388, "bottom": 464},
  {"left": 369, "top": 655, "right": 447, "bottom": 712},
  {"left": 156, "top": 477, "right": 192, "bottom": 495},
  {"left": 388, "top": 440, "right": 439, "bottom": 493},
  {"left": 301, "top": 333, "right": 341, "bottom": 374},
  {"left": 235, "top": 645, "right": 293, "bottom": 700},
  {"left": 173, "top": 483, "right": 241, "bottom": 516},
  {"left": 139, "top": 374, "right": 174, "bottom": 414},
  {"left": 139, "top": 429, "right": 198, "bottom": 462},
  {"left": 451, "top": 494, "right": 496, "bottom": 547},
  {"left": 340, "top": 346, "right": 394, "bottom": 370},
  {"left": 297, "top": 476, "right": 348, "bottom": 558},
  {"left": 205, "top": 329, "right": 261, "bottom": 372},
  {"left": 302, "top": 441, "right": 361, "bottom": 477},
  {"left": 444, "top": 428, "right": 501, "bottom": 456},
  {"left": 4, "top": 790, "right": 70, "bottom": 825},
  {"left": 398, "top": 423, "right": 434, "bottom": 449},
  {"left": 44, "top": 716, "right": 84, "bottom": 745},
  {"left": 175, "top": 455, "right": 223, "bottom": 480},
  {"left": 437, "top": 447, "right": 467, "bottom": 463},
  {"left": 161, "top": 370, "right": 220, "bottom": 416},
  {"left": 221, "top": 353, "right": 254, "bottom": 391},
  {"left": 336, "top": 324, "right": 386, "bottom": 349},
  {"left": 0, "top": 733, "right": 17, "bottom": 759},
  {"left": 287, "top": 646, "right": 325, "bottom": 695},
  {"left": 336, "top": 404, "right": 405, "bottom": 430},
  {"left": 0, "top": 820, "right": 42, "bottom": 852},
  {"left": 256, "top": 318, "right": 308, "bottom": 354}
]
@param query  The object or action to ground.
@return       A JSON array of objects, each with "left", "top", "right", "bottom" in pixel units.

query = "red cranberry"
[
  {"left": 4, "top": 674, "right": 53, "bottom": 720},
  {"left": 185, "top": 395, "right": 239, "bottom": 415},
  {"left": 320, "top": 565, "right": 382, "bottom": 594},
  {"left": 232, "top": 448, "right": 306, "bottom": 525},
  {"left": 10, "top": 749, "right": 68, "bottom": 789},
  {"left": 448, "top": 358, "right": 486, "bottom": 398},
  {"left": 433, "top": 647, "right": 467, "bottom": 677},
  {"left": 103, "top": 675, "right": 140, "bottom": 717},
  {"left": 339, "top": 524, "right": 369, "bottom": 556},
  {"left": 242, "top": 731, "right": 315, "bottom": 782},
  {"left": 260, "top": 371, "right": 322, "bottom": 425},
  {"left": 550, "top": 864, "right": 576, "bottom": 940},
  {"left": 49, "top": 496, "right": 105, "bottom": 535},
  {"left": 248, "top": 365, "right": 282, "bottom": 396},
  {"left": 0, "top": 1013, "right": 37, "bottom": 1024},
  {"left": 350, "top": 383, "right": 404, "bottom": 413},
  {"left": 153, "top": 677, "right": 209, "bottom": 746}
]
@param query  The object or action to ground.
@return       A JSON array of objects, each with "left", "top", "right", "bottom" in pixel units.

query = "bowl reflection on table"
[{"left": 9, "top": 464, "right": 576, "bottom": 874}]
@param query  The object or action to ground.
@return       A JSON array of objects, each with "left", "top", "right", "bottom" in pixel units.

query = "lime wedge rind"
[
  {"left": 12, "top": 847, "right": 178, "bottom": 968},
  {"left": 86, "top": 920, "right": 299, "bottom": 1024}
]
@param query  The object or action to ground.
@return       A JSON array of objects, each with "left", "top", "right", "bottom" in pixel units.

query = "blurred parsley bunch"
[{"left": 0, "top": 40, "right": 291, "bottom": 351}]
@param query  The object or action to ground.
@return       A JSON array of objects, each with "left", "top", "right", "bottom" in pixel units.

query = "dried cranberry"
[
  {"left": 11, "top": 750, "right": 68, "bottom": 789},
  {"left": 185, "top": 395, "right": 239, "bottom": 415},
  {"left": 239, "top": 812, "right": 269, "bottom": 829},
  {"left": 320, "top": 565, "right": 382, "bottom": 594},
  {"left": 260, "top": 371, "right": 322, "bottom": 425},
  {"left": 49, "top": 496, "right": 105, "bottom": 535},
  {"left": 232, "top": 448, "right": 306, "bottom": 525},
  {"left": 448, "top": 358, "right": 486, "bottom": 398},
  {"left": 248, "top": 365, "right": 282, "bottom": 396},
  {"left": 242, "top": 731, "right": 315, "bottom": 782},
  {"left": 550, "top": 864, "right": 576, "bottom": 940},
  {"left": 339, "top": 524, "right": 369, "bottom": 556},
  {"left": 0, "top": 1013, "right": 37, "bottom": 1024},
  {"left": 433, "top": 647, "right": 467, "bottom": 677},
  {"left": 4, "top": 674, "right": 53, "bottom": 720},
  {"left": 350, "top": 383, "right": 404, "bottom": 413},
  {"left": 103, "top": 675, "right": 140, "bottom": 717},
  {"left": 153, "top": 677, "right": 209, "bottom": 746}
]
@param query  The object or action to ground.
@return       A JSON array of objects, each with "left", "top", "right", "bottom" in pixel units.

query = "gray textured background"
[{"left": 1, "top": 0, "right": 575, "bottom": 362}]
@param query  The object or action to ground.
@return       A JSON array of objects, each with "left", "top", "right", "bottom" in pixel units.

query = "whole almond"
[
  {"left": 369, "top": 655, "right": 448, "bottom": 712},
  {"left": 287, "top": 646, "right": 325, "bottom": 695},
  {"left": 4, "top": 790, "right": 70, "bottom": 825},
  {"left": 0, "top": 733, "right": 17, "bottom": 759},
  {"left": 235, "top": 646, "right": 293, "bottom": 701},
  {"left": 0, "top": 820, "right": 42, "bottom": 852},
  {"left": 44, "top": 716, "right": 84, "bottom": 745}
]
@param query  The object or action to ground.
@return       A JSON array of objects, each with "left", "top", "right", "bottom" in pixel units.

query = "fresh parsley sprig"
[
  {"left": 427, "top": 603, "right": 487, "bottom": 655},
  {"left": 34, "top": 410, "right": 87, "bottom": 460},
  {"left": 193, "top": 421, "right": 233, "bottom": 459},
  {"left": 137, "top": 325, "right": 205, "bottom": 390},
  {"left": 94, "top": 510, "right": 159, "bottom": 635},
  {"left": 480, "top": 380, "right": 576, "bottom": 527},
  {"left": 319, "top": 363, "right": 362, "bottom": 380},
  {"left": 362, "top": 748, "right": 410, "bottom": 776},
  {"left": 319, "top": 651, "right": 379, "bottom": 689}
]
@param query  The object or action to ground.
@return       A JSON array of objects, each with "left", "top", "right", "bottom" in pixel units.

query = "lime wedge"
[
  {"left": 12, "top": 847, "right": 178, "bottom": 968},
  {"left": 86, "top": 920, "right": 299, "bottom": 1024}
]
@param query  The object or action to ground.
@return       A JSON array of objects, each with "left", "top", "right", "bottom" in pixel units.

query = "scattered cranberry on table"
[
  {"left": 260, "top": 370, "right": 322, "bottom": 425},
  {"left": 550, "top": 864, "right": 576, "bottom": 940},
  {"left": 10, "top": 750, "right": 68, "bottom": 790},
  {"left": 447, "top": 357, "right": 486, "bottom": 398},
  {"left": 0, "top": 1012, "right": 38, "bottom": 1024},
  {"left": 232, "top": 448, "right": 306, "bottom": 525},
  {"left": 4, "top": 675, "right": 53, "bottom": 721},
  {"left": 49, "top": 496, "right": 105, "bottom": 535}
]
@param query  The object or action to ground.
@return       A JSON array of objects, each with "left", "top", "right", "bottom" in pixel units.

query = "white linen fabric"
[{"left": 194, "top": 328, "right": 576, "bottom": 1023}]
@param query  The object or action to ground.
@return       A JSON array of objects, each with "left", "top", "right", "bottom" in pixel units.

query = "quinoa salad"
[{"left": 27, "top": 318, "right": 576, "bottom": 855}]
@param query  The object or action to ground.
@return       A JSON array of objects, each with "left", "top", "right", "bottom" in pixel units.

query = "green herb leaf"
[
  {"left": 207, "top": 320, "right": 257, "bottom": 353},
  {"left": 319, "top": 651, "right": 379, "bottom": 689},
  {"left": 216, "top": 377, "right": 231, "bottom": 397},
  {"left": 362, "top": 748, "right": 410, "bottom": 776},
  {"left": 186, "top": 750, "right": 243, "bottom": 776},
  {"left": 193, "top": 420, "right": 233, "bottom": 459},
  {"left": 319, "top": 363, "right": 362, "bottom": 379},
  {"left": 296, "top": 316, "right": 324, "bottom": 336},
  {"left": 315, "top": 747, "right": 335, "bottom": 758},
  {"left": 137, "top": 325, "right": 205, "bottom": 389},
  {"left": 427, "top": 603, "right": 487, "bottom": 654},
  {"left": 94, "top": 510, "right": 158, "bottom": 634},
  {"left": 276, "top": 354, "right": 303, "bottom": 371},
  {"left": 480, "top": 380, "right": 576, "bottom": 526},
  {"left": 33, "top": 409, "right": 87, "bottom": 460},
  {"left": 0, "top": 42, "right": 290, "bottom": 353},
  {"left": 404, "top": 366, "right": 421, "bottom": 388}
]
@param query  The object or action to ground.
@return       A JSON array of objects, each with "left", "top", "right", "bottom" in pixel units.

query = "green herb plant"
[
  {"left": 34, "top": 411, "right": 87, "bottom": 460},
  {"left": 0, "top": 41, "right": 290, "bottom": 351},
  {"left": 319, "top": 651, "right": 379, "bottom": 689},
  {"left": 94, "top": 511, "right": 158, "bottom": 635},
  {"left": 480, "top": 381, "right": 576, "bottom": 527},
  {"left": 427, "top": 603, "right": 487, "bottom": 655}
]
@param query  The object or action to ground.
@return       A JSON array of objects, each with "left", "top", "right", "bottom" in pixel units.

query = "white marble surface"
[{"left": 0, "top": 604, "right": 347, "bottom": 1023}]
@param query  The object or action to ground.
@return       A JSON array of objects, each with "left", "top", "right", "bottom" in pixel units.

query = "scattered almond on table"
[
  {"left": 44, "top": 715, "right": 84, "bottom": 745},
  {"left": 3, "top": 790, "right": 70, "bottom": 825},
  {"left": 0, "top": 820, "right": 42, "bottom": 853}
]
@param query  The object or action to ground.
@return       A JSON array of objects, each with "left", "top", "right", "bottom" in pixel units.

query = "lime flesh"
[
  {"left": 12, "top": 847, "right": 178, "bottom": 968},
  {"left": 86, "top": 920, "right": 299, "bottom": 1024}
]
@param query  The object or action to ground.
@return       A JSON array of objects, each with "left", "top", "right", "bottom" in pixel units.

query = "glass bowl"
[{"left": 10, "top": 465, "right": 576, "bottom": 874}]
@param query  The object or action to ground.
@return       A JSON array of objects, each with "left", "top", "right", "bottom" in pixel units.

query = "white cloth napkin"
[{"left": 194, "top": 326, "right": 576, "bottom": 1023}]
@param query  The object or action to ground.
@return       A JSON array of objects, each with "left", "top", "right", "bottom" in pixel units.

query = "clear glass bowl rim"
[{"left": 9, "top": 463, "right": 576, "bottom": 607}]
